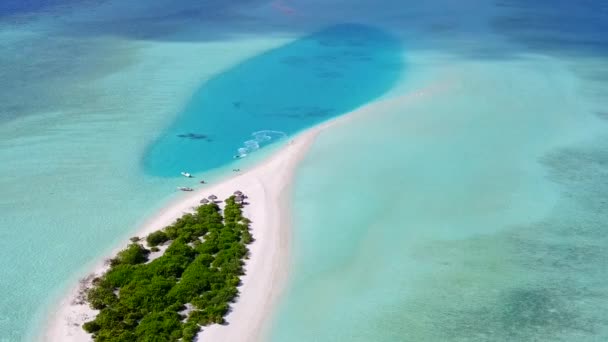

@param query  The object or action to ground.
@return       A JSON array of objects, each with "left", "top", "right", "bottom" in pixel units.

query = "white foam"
[{"left": 237, "top": 130, "right": 287, "bottom": 157}]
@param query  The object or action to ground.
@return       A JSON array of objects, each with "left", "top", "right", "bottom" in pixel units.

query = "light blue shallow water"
[
  {"left": 272, "top": 62, "right": 608, "bottom": 340},
  {"left": 269, "top": 1, "right": 608, "bottom": 341},
  {"left": 1, "top": 0, "right": 608, "bottom": 341},
  {"left": 0, "top": 2, "right": 405, "bottom": 340}
]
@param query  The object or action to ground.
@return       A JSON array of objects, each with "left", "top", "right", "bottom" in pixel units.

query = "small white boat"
[
  {"left": 181, "top": 172, "right": 192, "bottom": 178},
  {"left": 177, "top": 187, "right": 194, "bottom": 192}
]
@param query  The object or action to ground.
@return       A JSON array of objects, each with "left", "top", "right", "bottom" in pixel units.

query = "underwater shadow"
[{"left": 492, "top": 0, "right": 608, "bottom": 57}]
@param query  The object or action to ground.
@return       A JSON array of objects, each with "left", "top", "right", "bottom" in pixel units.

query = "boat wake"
[{"left": 236, "top": 130, "right": 287, "bottom": 158}]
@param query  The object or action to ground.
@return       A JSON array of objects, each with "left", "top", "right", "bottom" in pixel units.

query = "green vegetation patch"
[{"left": 83, "top": 196, "right": 253, "bottom": 342}]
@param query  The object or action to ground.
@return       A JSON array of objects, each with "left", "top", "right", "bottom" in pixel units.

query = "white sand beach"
[
  {"left": 41, "top": 81, "right": 447, "bottom": 342},
  {"left": 41, "top": 121, "right": 325, "bottom": 342}
]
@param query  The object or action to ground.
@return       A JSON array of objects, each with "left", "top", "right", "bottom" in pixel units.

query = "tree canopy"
[{"left": 83, "top": 196, "right": 252, "bottom": 342}]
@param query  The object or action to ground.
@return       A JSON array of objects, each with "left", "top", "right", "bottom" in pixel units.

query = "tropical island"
[
  {"left": 45, "top": 131, "right": 309, "bottom": 342},
  {"left": 81, "top": 195, "right": 253, "bottom": 341}
]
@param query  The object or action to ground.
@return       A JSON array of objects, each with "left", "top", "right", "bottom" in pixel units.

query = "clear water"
[
  {"left": 270, "top": 1, "right": 608, "bottom": 342},
  {"left": 1, "top": 0, "right": 608, "bottom": 341},
  {"left": 143, "top": 24, "right": 402, "bottom": 177},
  {"left": 273, "top": 57, "right": 607, "bottom": 341},
  {"left": 0, "top": 2, "right": 403, "bottom": 341}
]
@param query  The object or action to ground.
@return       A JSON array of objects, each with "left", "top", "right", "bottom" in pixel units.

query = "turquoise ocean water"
[
  {"left": 1, "top": 0, "right": 608, "bottom": 341},
  {"left": 143, "top": 24, "right": 402, "bottom": 176}
]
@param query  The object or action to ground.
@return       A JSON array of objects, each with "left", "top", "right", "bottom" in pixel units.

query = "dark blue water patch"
[
  {"left": 0, "top": 0, "right": 84, "bottom": 17},
  {"left": 492, "top": 0, "right": 608, "bottom": 57},
  {"left": 142, "top": 24, "right": 403, "bottom": 177},
  {"left": 176, "top": 133, "right": 210, "bottom": 141}
]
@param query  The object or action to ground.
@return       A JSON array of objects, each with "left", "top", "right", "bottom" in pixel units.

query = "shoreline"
[
  {"left": 41, "top": 118, "right": 331, "bottom": 342},
  {"left": 41, "top": 82, "right": 445, "bottom": 341}
]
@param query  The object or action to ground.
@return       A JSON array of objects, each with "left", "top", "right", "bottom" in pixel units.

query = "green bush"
[
  {"left": 86, "top": 283, "right": 117, "bottom": 310},
  {"left": 242, "top": 229, "right": 254, "bottom": 244},
  {"left": 134, "top": 311, "right": 183, "bottom": 341},
  {"left": 82, "top": 320, "right": 101, "bottom": 333},
  {"left": 83, "top": 197, "right": 252, "bottom": 341},
  {"left": 104, "top": 264, "right": 135, "bottom": 288},
  {"left": 181, "top": 322, "right": 200, "bottom": 342},
  {"left": 113, "top": 243, "right": 149, "bottom": 266},
  {"left": 146, "top": 231, "right": 169, "bottom": 247}
]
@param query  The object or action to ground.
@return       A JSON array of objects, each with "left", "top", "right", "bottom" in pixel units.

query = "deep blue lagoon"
[{"left": 142, "top": 24, "right": 402, "bottom": 177}]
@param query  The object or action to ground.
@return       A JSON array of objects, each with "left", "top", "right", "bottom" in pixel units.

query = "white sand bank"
[
  {"left": 41, "top": 122, "right": 323, "bottom": 342},
  {"left": 41, "top": 79, "right": 449, "bottom": 342}
]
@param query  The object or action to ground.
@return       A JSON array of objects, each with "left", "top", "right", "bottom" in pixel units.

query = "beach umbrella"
[
  {"left": 208, "top": 194, "right": 218, "bottom": 200},
  {"left": 234, "top": 190, "right": 243, "bottom": 196},
  {"left": 200, "top": 198, "right": 210, "bottom": 204}
]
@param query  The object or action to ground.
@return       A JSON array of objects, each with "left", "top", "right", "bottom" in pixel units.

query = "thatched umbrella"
[
  {"left": 208, "top": 194, "right": 218, "bottom": 201},
  {"left": 200, "top": 198, "right": 210, "bottom": 204},
  {"left": 233, "top": 190, "right": 243, "bottom": 196}
]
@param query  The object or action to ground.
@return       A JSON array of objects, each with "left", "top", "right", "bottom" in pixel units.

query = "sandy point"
[
  {"left": 41, "top": 122, "right": 325, "bottom": 342},
  {"left": 41, "top": 84, "right": 446, "bottom": 341}
]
